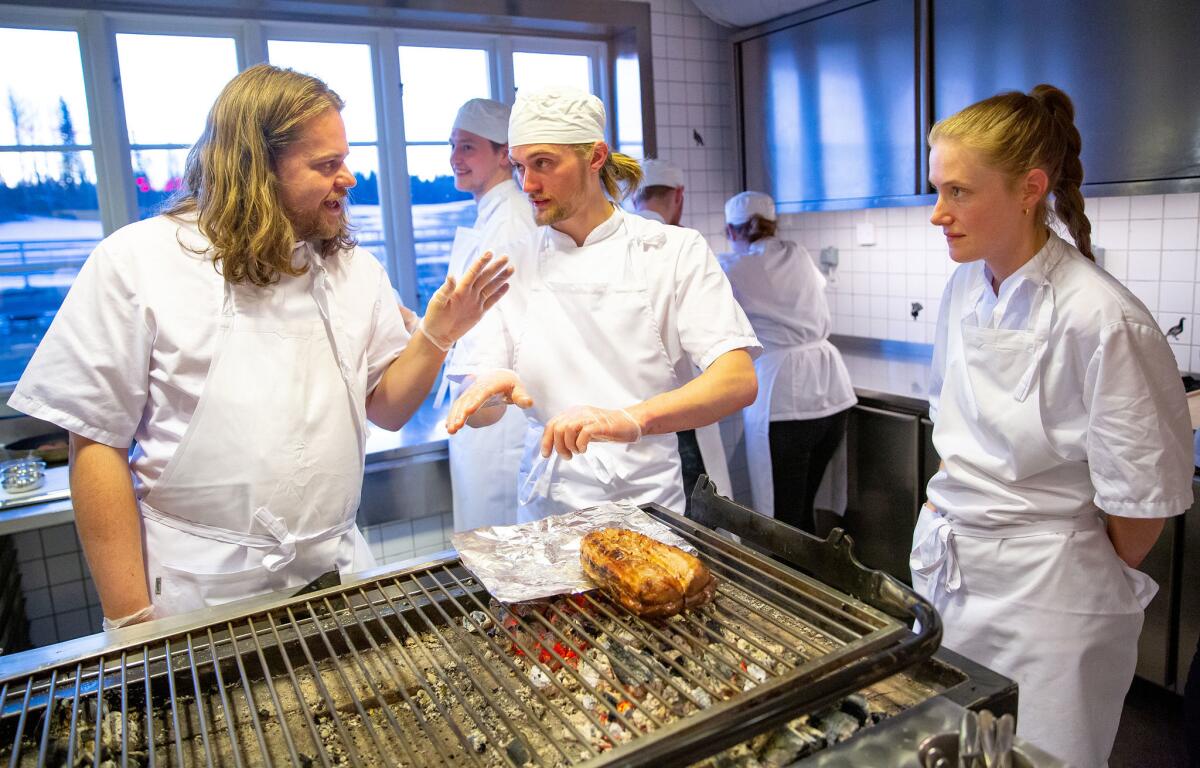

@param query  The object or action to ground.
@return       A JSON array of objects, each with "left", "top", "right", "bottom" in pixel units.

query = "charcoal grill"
[{"left": 0, "top": 488, "right": 941, "bottom": 767}]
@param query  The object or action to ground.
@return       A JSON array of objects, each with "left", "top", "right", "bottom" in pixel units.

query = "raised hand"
[{"left": 420, "top": 252, "right": 512, "bottom": 351}]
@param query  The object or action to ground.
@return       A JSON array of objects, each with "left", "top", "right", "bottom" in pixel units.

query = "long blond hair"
[
  {"left": 163, "top": 64, "right": 355, "bottom": 286},
  {"left": 929, "top": 84, "right": 1092, "bottom": 260},
  {"left": 572, "top": 143, "right": 643, "bottom": 202}
]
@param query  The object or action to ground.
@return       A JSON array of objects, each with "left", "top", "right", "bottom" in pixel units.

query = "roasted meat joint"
[{"left": 0, "top": 493, "right": 1005, "bottom": 767}]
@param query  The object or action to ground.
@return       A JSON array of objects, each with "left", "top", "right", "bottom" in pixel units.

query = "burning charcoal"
[
  {"left": 745, "top": 662, "right": 768, "bottom": 684},
  {"left": 580, "top": 693, "right": 597, "bottom": 710},
  {"left": 813, "top": 708, "right": 859, "bottom": 744},
  {"left": 839, "top": 693, "right": 871, "bottom": 725},
  {"left": 528, "top": 665, "right": 552, "bottom": 690},
  {"left": 505, "top": 737, "right": 532, "bottom": 765},
  {"left": 468, "top": 730, "right": 487, "bottom": 753},
  {"left": 463, "top": 610, "right": 493, "bottom": 633},
  {"left": 689, "top": 685, "right": 713, "bottom": 709},
  {"left": 608, "top": 644, "right": 653, "bottom": 688}
]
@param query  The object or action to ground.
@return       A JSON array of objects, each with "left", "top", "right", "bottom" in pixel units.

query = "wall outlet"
[{"left": 855, "top": 222, "right": 876, "bottom": 246}]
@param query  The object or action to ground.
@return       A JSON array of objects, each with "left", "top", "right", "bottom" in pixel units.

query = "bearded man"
[{"left": 8, "top": 64, "right": 510, "bottom": 627}]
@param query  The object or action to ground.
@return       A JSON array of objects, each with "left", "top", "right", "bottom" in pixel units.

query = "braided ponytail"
[
  {"left": 1031, "top": 85, "right": 1092, "bottom": 260},
  {"left": 929, "top": 83, "right": 1094, "bottom": 261}
]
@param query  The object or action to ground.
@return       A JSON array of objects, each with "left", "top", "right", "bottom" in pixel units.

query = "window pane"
[
  {"left": 267, "top": 40, "right": 377, "bottom": 143},
  {"left": 397, "top": 47, "right": 489, "bottom": 142},
  {"left": 407, "top": 144, "right": 474, "bottom": 313},
  {"left": 346, "top": 145, "right": 383, "bottom": 248},
  {"left": 615, "top": 55, "right": 643, "bottom": 158},
  {"left": 0, "top": 150, "right": 100, "bottom": 384},
  {"left": 0, "top": 28, "right": 91, "bottom": 146},
  {"left": 130, "top": 148, "right": 187, "bottom": 219},
  {"left": 513, "top": 52, "right": 593, "bottom": 95},
  {"left": 116, "top": 34, "right": 238, "bottom": 145}
]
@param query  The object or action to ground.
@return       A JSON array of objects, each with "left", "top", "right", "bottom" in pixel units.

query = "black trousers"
[
  {"left": 768, "top": 409, "right": 851, "bottom": 533},
  {"left": 1187, "top": 631, "right": 1200, "bottom": 767}
]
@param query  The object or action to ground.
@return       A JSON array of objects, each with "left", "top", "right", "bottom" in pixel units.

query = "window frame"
[{"left": 0, "top": 6, "right": 622, "bottom": 391}]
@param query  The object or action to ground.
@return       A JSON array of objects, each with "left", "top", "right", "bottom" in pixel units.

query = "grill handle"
[{"left": 687, "top": 475, "right": 940, "bottom": 630}]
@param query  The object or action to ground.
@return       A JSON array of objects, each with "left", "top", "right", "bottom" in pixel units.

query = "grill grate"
[{"left": 0, "top": 507, "right": 935, "bottom": 766}]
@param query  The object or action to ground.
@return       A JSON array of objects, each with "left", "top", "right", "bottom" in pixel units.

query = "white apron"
[
  {"left": 743, "top": 341, "right": 848, "bottom": 518},
  {"left": 910, "top": 249, "right": 1154, "bottom": 768},
  {"left": 513, "top": 218, "right": 685, "bottom": 522},
  {"left": 140, "top": 255, "right": 374, "bottom": 618},
  {"left": 442, "top": 227, "right": 527, "bottom": 531}
]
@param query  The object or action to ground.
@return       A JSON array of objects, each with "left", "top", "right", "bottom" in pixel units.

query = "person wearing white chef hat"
[
  {"left": 631, "top": 158, "right": 685, "bottom": 225},
  {"left": 440, "top": 97, "right": 538, "bottom": 532},
  {"left": 912, "top": 84, "right": 1192, "bottom": 767},
  {"left": 719, "top": 191, "right": 856, "bottom": 531},
  {"left": 446, "top": 86, "right": 761, "bottom": 522}
]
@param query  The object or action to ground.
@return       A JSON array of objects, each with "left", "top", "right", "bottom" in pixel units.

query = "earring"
[{"left": 1022, "top": 208, "right": 1029, "bottom": 215}]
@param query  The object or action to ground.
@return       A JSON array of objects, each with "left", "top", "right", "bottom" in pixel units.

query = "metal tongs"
[{"left": 959, "top": 709, "right": 1015, "bottom": 768}]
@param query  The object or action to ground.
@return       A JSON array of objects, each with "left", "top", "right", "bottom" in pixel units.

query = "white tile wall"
[
  {"left": 774, "top": 193, "right": 1200, "bottom": 371},
  {"left": 639, "top": 0, "right": 738, "bottom": 252}
]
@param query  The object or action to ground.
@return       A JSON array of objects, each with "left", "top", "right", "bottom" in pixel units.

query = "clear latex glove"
[
  {"left": 398, "top": 302, "right": 420, "bottom": 335},
  {"left": 420, "top": 252, "right": 512, "bottom": 351},
  {"left": 540, "top": 405, "right": 643, "bottom": 459},
  {"left": 446, "top": 369, "right": 534, "bottom": 434},
  {"left": 102, "top": 604, "right": 154, "bottom": 632}
]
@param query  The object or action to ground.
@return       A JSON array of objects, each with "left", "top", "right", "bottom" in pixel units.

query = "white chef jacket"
[
  {"left": 446, "top": 179, "right": 535, "bottom": 279},
  {"left": 8, "top": 214, "right": 411, "bottom": 497},
  {"left": 719, "top": 237, "right": 856, "bottom": 420},
  {"left": 455, "top": 208, "right": 760, "bottom": 412},
  {"left": 927, "top": 231, "right": 1193, "bottom": 523}
]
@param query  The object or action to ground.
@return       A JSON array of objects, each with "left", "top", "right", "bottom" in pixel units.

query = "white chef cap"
[
  {"left": 451, "top": 98, "right": 511, "bottom": 144},
  {"left": 508, "top": 86, "right": 606, "bottom": 147},
  {"left": 641, "top": 158, "right": 684, "bottom": 189},
  {"left": 725, "top": 191, "right": 777, "bottom": 225}
]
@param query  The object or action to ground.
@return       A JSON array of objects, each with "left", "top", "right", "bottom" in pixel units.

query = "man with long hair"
[
  {"left": 447, "top": 87, "right": 759, "bottom": 522},
  {"left": 8, "top": 64, "right": 510, "bottom": 627}
]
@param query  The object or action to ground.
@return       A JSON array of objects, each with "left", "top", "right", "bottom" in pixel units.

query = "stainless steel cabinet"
[
  {"left": 738, "top": 0, "right": 920, "bottom": 209},
  {"left": 933, "top": 0, "right": 1200, "bottom": 189},
  {"left": 1176, "top": 478, "right": 1200, "bottom": 692},
  {"left": 816, "top": 403, "right": 922, "bottom": 583},
  {"left": 1137, "top": 513, "right": 1182, "bottom": 687}
]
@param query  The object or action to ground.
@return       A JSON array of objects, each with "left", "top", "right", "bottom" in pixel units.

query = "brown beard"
[{"left": 288, "top": 200, "right": 352, "bottom": 244}]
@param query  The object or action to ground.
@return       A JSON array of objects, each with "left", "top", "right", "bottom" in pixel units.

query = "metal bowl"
[{"left": 918, "top": 732, "right": 1037, "bottom": 768}]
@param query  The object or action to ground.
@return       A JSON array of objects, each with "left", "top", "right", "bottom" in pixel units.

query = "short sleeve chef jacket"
[
  {"left": 927, "top": 232, "right": 1193, "bottom": 520},
  {"left": 8, "top": 214, "right": 411, "bottom": 497},
  {"left": 453, "top": 208, "right": 760, "bottom": 392}
]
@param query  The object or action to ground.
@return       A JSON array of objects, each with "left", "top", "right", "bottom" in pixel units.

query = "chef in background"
[
  {"left": 719, "top": 191, "right": 856, "bottom": 530},
  {"left": 447, "top": 86, "right": 760, "bottom": 522},
  {"left": 441, "top": 98, "right": 538, "bottom": 531},
  {"left": 630, "top": 158, "right": 685, "bottom": 225},
  {"left": 911, "top": 84, "right": 1192, "bottom": 767},
  {"left": 630, "top": 157, "right": 732, "bottom": 506},
  {"left": 6, "top": 65, "right": 510, "bottom": 626}
]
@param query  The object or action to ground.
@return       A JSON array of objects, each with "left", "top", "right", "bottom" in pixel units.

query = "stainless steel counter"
[{"left": 0, "top": 395, "right": 451, "bottom": 536}]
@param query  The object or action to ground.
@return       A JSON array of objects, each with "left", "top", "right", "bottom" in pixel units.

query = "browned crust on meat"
[{"left": 580, "top": 528, "right": 715, "bottom": 619}]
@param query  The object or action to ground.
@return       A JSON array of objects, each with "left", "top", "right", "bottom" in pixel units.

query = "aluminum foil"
[{"left": 451, "top": 501, "right": 696, "bottom": 603}]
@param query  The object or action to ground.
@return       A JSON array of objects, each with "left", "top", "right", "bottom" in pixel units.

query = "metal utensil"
[
  {"left": 994, "top": 714, "right": 1015, "bottom": 768},
  {"left": 978, "top": 709, "right": 996, "bottom": 767},
  {"left": 960, "top": 709, "right": 981, "bottom": 768}
]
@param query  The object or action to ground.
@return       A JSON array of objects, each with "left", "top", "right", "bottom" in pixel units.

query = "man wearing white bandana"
[
  {"left": 446, "top": 87, "right": 760, "bottom": 522},
  {"left": 441, "top": 98, "right": 537, "bottom": 531}
]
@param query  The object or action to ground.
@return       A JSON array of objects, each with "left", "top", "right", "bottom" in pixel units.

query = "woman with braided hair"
[{"left": 909, "top": 84, "right": 1192, "bottom": 766}]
